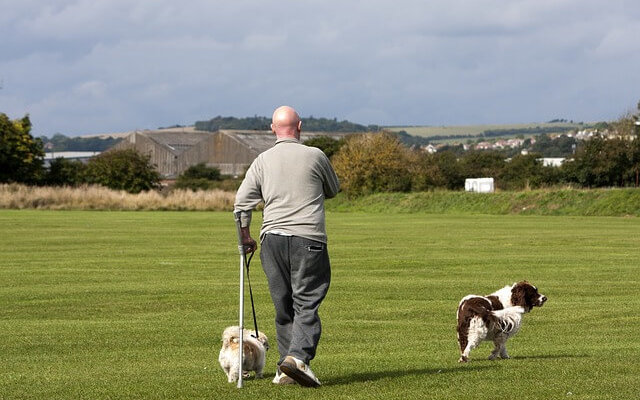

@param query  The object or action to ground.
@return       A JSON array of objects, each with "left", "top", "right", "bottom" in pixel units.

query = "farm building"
[
  {"left": 43, "top": 151, "right": 100, "bottom": 167},
  {"left": 110, "top": 127, "right": 350, "bottom": 178}
]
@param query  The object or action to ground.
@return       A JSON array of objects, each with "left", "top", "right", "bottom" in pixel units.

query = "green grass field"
[{"left": 1, "top": 210, "right": 638, "bottom": 399}]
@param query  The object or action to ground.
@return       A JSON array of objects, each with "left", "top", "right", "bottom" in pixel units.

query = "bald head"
[{"left": 271, "top": 106, "right": 302, "bottom": 139}]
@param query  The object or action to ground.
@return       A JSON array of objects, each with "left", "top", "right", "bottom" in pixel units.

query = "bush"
[
  {"left": 84, "top": 149, "right": 161, "bottom": 193},
  {"left": 174, "top": 163, "right": 222, "bottom": 191},
  {"left": 180, "top": 163, "right": 221, "bottom": 181},
  {"left": 332, "top": 132, "right": 413, "bottom": 197}
]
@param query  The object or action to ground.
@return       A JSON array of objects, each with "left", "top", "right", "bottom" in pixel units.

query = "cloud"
[{"left": 1, "top": 0, "right": 640, "bottom": 135}]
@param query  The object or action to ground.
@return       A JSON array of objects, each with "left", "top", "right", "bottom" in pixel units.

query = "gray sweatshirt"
[{"left": 234, "top": 138, "right": 340, "bottom": 243}]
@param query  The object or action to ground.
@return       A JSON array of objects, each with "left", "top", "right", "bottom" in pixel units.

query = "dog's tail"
[
  {"left": 222, "top": 326, "right": 241, "bottom": 347},
  {"left": 491, "top": 306, "right": 525, "bottom": 334}
]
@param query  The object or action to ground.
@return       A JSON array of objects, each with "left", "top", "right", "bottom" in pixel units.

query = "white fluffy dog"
[{"left": 218, "top": 326, "right": 269, "bottom": 383}]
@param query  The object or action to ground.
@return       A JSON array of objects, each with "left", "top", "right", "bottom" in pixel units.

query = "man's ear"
[
  {"left": 297, "top": 120, "right": 302, "bottom": 132},
  {"left": 270, "top": 123, "right": 275, "bottom": 133}
]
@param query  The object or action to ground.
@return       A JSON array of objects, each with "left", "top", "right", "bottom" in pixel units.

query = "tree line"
[
  {"left": 194, "top": 115, "right": 378, "bottom": 132},
  {"left": 307, "top": 116, "right": 640, "bottom": 196},
  {"left": 34, "top": 119, "right": 595, "bottom": 154},
  {"left": 39, "top": 133, "right": 122, "bottom": 152},
  {"left": 3, "top": 110, "right": 639, "bottom": 196}
]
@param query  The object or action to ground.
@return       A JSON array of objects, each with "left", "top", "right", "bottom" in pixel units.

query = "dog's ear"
[
  {"left": 255, "top": 332, "right": 269, "bottom": 350},
  {"left": 511, "top": 282, "right": 537, "bottom": 311},
  {"left": 510, "top": 283, "right": 526, "bottom": 308}
]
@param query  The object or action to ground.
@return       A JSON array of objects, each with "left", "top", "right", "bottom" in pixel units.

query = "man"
[{"left": 234, "top": 106, "right": 340, "bottom": 387}]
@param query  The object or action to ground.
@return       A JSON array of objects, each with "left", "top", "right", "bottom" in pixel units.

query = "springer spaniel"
[{"left": 456, "top": 281, "right": 547, "bottom": 363}]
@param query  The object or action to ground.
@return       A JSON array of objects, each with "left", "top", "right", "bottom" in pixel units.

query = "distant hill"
[{"left": 386, "top": 122, "right": 592, "bottom": 143}]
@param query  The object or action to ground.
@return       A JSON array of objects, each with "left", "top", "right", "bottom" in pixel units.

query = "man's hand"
[
  {"left": 243, "top": 237, "right": 257, "bottom": 254},
  {"left": 240, "top": 226, "right": 257, "bottom": 254}
]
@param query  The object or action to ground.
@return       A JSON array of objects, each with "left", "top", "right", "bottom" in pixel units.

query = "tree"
[
  {"left": 303, "top": 136, "right": 346, "bottom": 159},
  {"left": 609, "top": 112, "right": 639, "bottom": 186},
  {"left": 332, "top": 132, "right": 413, "bottom": 196},
  {"left": 499, "top": 153, "right": 546, "bottom": 190},
  {"left": 40, "top": 133, "right": 121, "bottom": 152},
  {"left": 434, "top": 151, "right": 465, "bottom": 189},
  {"left": 410, "top": 151, "right": 448, "bottom": 191},
  {"left": 84, "top": 149, "right": 161, "bottom": 193},
  {"left": 0, "top": 113, "right": 44, "bottom": 184},
  {"left": 410, "top": 150, "right": 464, "bottom": 190},
  {"left": 530, "top": 134, "right": 577, "bottom": 157},
  {"left": 45, "top": 158, "right": 87, "bottom": 186},
  {"left": 458, "top": 150, "right": 505, "bottom": 181},
  {"left": 631, "top": 125, "right": 640, "bottom": 187},
  {"left": 567, "top": 137, "right": 631, "bottom": 187}
]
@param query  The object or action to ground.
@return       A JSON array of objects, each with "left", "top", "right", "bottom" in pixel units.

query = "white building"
[{"left": 465, "top": 178, "right": 495, "bottom": 193}]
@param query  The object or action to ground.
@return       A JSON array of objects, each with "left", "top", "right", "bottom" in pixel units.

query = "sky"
[{"left": 1, "top": 0, "right": 640, "bottom": 137}]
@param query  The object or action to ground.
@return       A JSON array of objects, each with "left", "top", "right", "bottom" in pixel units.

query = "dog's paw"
[{"left": 458, "top": 356, "right": 469, "bottom": 363}]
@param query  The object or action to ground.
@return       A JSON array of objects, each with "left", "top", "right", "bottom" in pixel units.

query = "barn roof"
[
  {"left": 112, "top": 128, "right": 354, "bottom": 177},
  {"left": 122, "top": 128, "right": 351, "bottom": 157},
  {"left": 138, "top": 129, "right": 211, "bottom": 154},
  {"left": 219, "top": 130, "right": 276, "bottom": 155},
  {"left": 219, "top": 129, "right": 350, "bottom": 155}
]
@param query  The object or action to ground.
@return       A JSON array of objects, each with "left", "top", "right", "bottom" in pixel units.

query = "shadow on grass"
[
  {"left": 325, "top": 365, "right": 493, "bottom": 386},
  {"left": 509, "top": 353, "right": 589, "bottom": 361},
  {"left": 324, "top": 353, "right": 590, "bottom": 386}
]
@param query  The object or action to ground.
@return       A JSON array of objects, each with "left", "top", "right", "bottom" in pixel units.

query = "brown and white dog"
[
  {"left": 218, "top": 326, "right": 269, "bottom": 383},
  {"left": 456, "top": 281, "right": 547, "bottom": 363}
]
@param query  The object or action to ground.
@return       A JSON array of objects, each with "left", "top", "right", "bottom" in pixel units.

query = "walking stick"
[{"left": 233, "top": 212, "right": 245, "bottom": 388}]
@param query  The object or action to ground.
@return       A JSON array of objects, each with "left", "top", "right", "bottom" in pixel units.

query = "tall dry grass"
[{"left": 0, "top": 184, "right": 236, "bottom": 211}]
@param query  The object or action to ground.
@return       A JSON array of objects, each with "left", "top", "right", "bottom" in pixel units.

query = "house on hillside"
[
  {"left": 421, "top": 144, "right": 438, "bottom": 154},
  {"left": 110, "top": 128, "right": 350, "bottom": 178}
]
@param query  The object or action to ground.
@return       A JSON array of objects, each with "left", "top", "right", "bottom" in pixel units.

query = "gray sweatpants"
[{"left": 260, "top": 233, "right": 331, "bottom": 365}]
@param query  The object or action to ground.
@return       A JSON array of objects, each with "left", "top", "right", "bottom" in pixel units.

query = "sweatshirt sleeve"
[
  {"left": 233, "top": 159, "right": 263, "bottom": 228},
  {"left": 318, "top": 152, "right": 340, "bottom": 199}
]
